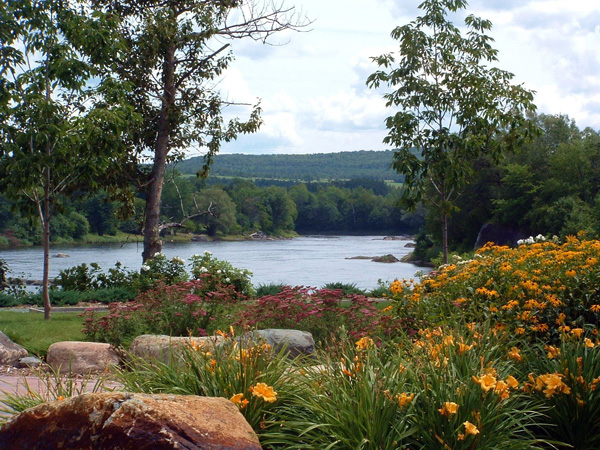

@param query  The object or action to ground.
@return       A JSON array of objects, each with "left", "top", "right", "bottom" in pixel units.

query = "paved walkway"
[{"left": 0, "top": 375, "right": 121, "bottom": 419}]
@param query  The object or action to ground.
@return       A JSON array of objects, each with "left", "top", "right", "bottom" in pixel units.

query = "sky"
[{"left": 212, "top": 0, "right": 600, "bottom": 155}]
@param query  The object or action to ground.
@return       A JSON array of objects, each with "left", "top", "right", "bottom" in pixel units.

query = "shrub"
[
  {"left": 0, "top": 258, "right": 8, "bottom": 291},
  {"left": 254, "top": 283, "right": 286, "bottom": 298},
  {"left": 390, "top": 236, "right": 600, "bottom": 341},
  {"left": 137, "top": 253, "right": 188, "bottom": 290},
  {"left": 56, "top": 255, "right": 189, "bottom": 294},
  {"left": 321, "top": 282, "right": 366, "bottom": 296},
  {"left": 236, "top": 286, "right": 414, "bottom": 344},
  {"left": 190, "top": 251, "right": 253, "bottom": 298},
  {"left": 82, "top": 279, "right": 245, "bottom": 347}
]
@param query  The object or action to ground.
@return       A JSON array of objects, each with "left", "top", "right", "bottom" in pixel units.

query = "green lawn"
[{"left": 0, "top": 311, "right": 86, "bottom": 357}]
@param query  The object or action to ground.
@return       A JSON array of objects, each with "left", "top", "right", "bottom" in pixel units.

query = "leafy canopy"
[{"left": 367, "top": 0, "right": 537, "bottom": 211}]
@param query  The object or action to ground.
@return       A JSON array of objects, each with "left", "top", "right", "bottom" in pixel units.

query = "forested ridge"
[{"left": 174, "top": 150, "right": 402, "bottom": 181}]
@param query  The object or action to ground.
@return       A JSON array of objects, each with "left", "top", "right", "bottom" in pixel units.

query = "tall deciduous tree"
[
  {"left": 92, "top": 0, "right": 309, "bottom": 261},
  {"left": 0, "top": 0, "right": 134, "bottom": 319},
  {"left": 367, "top": 0, "right": 537, "bottom": 263}
]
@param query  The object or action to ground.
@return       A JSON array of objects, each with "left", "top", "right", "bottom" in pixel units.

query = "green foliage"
[
  {"left": 190, "top": 251, "right": 254, "bottom": 298},
  {"left": 193, "top": 187, "right": 240, "bottom": 236},
  {"left": 321, "top": 282, "right": 366, "bottom": 296},
  {"left": 0, "top": 0, "right": 137, "bottom": 316},
  {"left": 118, "top": 333, "right": 295, "bottom": 433},
  {"left": 263, "top": 340, "right": 417, "bottom": 449},
  {"left": 519, "top": 338, "right": 600, "bottom": 449},
  {"left": 175, "top": 150, "right": 402, "bottom": 182},
  {"left": 138, "top": 254, "right": 188, "bottom": 290},
  {"left": 254, "top": 283, "right": 287, "bottom": 298},
  {"left": 367, "top": 0, "right": 537, "bottom": 262},
  {"left": 82, "top": 279, "right": 244, "bottom": 347}
]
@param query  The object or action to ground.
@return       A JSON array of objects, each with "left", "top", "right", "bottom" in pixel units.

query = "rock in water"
[
  {"left": 0, "top": 331, "right": 28, "bottom": 366},
  {"left": 0, "top": 392, "right": 262, "bottom": 450}
]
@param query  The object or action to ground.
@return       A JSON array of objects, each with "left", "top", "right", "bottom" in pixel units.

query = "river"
[{"left": 0, "top": 235, "right": 429, "bottom": 290}]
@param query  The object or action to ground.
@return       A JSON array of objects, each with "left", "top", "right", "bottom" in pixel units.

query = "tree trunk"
[
  {"left": 442, "top": 211, "right": 449, "bottom": 265},
  {"left": 441, "top": 177, "right": 449, "bottom": 265},
  {"left": 142, "top": 44, "right": 176, "bottom": 262},
  {"left": 42, "top": 171, "right": 51, "bottom": 321}
]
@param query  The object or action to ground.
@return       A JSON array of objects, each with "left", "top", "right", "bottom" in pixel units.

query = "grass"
[{"left": 0, "top": 311, "right": 86, "bottom": 357}]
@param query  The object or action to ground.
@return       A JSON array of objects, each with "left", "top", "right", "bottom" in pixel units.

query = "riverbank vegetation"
[{"left": 0, "top": 178, "right": 424, "bottom": 248}]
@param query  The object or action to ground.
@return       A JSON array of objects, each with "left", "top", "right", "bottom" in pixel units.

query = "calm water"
[{"left": 0, "top": 236, "right": 429, "bottom": 290}]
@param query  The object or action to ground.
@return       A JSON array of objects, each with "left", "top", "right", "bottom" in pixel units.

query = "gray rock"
[
  {"left": 46, "top": 341, "right": 120, "bottom": 374},
  {"left": 129, "top": 335, "right": 223, "bottom": 364},
  {"left": 0, "top": 331, "right": 28, "bottom": 366},
  {"left": 18, "top": 356, "right": 42, "bottom": 369},
  {"left": 53, "top": 253, "right": 70, "bottom": 258},
  {"left": 243, "top": 329, "right": 315, "bottom": 358}
]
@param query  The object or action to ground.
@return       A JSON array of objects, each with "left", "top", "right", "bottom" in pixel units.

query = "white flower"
[
  {"left": 204, "top": 251, "right": 212, "bottom": 255},
  {"left": 217, "top": 269, "right": 222, "bottom": 274},
  {"left": 200, "top": 266, "right": 208, "bottom": 273},
  {"left": 535, "top": 234, "right": 545, "bottom": 242},
  {"left": 225, "top": 278, "right": 231, "bottom": 283},
  {"left": 141, "top": 265, "right": 150, "bottom": 272},
  {"left": 517, "top": 239, "right": 523, "bottom": 246},
  {"left": 172, "top": 256, "right": 185, "bottom": 264}
]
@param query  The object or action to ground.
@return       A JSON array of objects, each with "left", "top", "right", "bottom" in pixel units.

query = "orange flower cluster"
[{"left": 391, "top": 237, "right": 600, "bottom": 338}]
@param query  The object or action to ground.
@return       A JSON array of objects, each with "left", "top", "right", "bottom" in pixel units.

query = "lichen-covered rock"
[
  {"left": 129, "top": 334, "right": 223, "bottom": 364},
  {"left": 243, "top": 329, "right": 315, "bottom": 357},
  {"left": 46, "top": 341, "right": 120, "bottom": 374},
  {"left": 0, "top": 392, "right": 262, "bottom": 450},
  {"left": 0, "top": 331, "right": 28, "bottom": 366}
]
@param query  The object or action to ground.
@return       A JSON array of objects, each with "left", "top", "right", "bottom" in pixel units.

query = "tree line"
[{"left": 0, "top": 178, "right": 425, "bottom": 245}]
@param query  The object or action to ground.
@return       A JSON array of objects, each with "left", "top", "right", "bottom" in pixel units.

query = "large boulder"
[
  {"left": 0, "top": 392, "right": 262, "bottom": 450},
  {"left": 0, "top": 331, "right": 28, "bottom": 366},
  {"left": 243, "top": 329, "right": 315, "bottom": 358},
  {"left": 46, "top": 341, "right": 120, "bottom": 374},
  {"left": 129, "top": 334, "right": 223, "bottom": 364}
]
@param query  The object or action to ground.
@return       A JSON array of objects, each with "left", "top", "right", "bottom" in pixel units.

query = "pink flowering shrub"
[
  {"left": 235, "top": 286, "right": 415, "bottom": 344},
  {"left": 82, "top": 278, "right": 245, "bottom": 347}
]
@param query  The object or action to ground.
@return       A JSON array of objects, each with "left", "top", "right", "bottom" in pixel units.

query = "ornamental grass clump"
[
  {"left": 260, "top": 337, "right": 418, "bottom": 449},
  {"left": 389, "top": 236, "right": 600, "bottom": 340},
  {"left": 405, "top": 325, "right": 541, "bottom": 449},
  {"left": 518, "top": 335, "right": 600, "bottom": 449},
  {"left": 117, "top": 329, "right": 294, "bottom": 432},
  {"left": 82, "top": 278, "right": 243, "bottom": 347}
]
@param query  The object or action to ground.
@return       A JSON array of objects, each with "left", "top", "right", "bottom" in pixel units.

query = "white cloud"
[{"left": 218, "top": 0, "right": 600, "bottom": 156}]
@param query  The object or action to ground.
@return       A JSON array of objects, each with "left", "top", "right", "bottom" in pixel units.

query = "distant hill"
[{"left": 174, "top": 150, "right": 403, "bottom": 181}]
